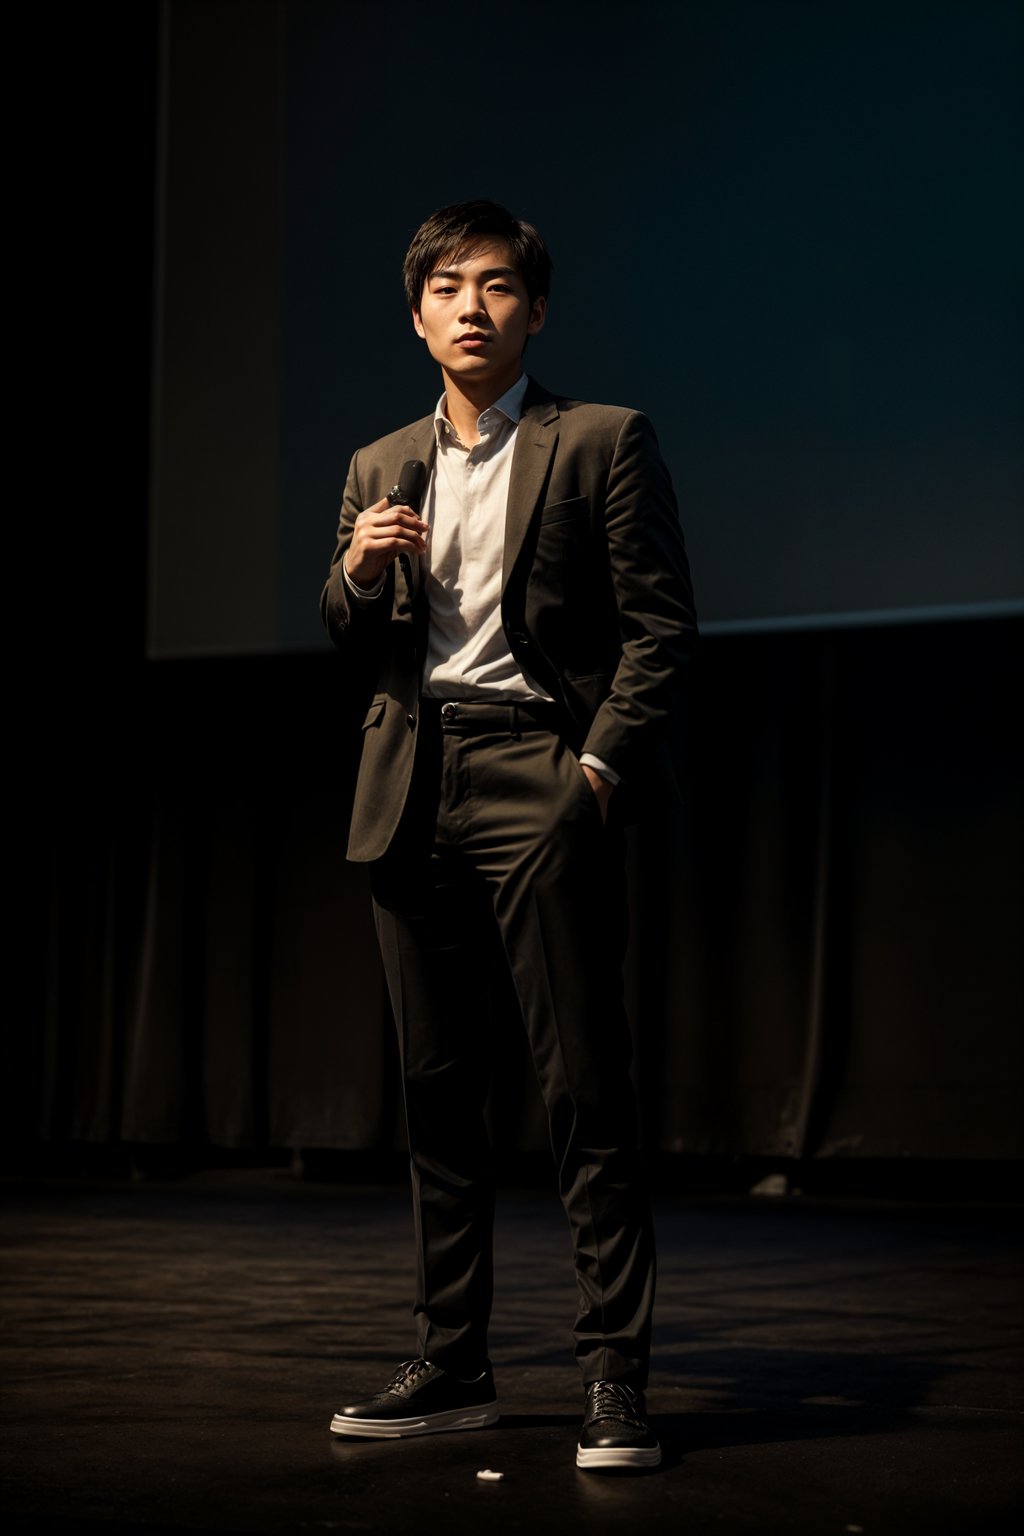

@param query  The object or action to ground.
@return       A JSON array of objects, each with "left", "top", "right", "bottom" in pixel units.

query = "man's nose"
[{"left": 458, "top": 287, "right": 486, "bottom": 322}]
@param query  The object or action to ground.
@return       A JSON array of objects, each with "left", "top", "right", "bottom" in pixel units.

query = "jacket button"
[{"left": 406, "top": 713, "right": 416, "bottom": 729}]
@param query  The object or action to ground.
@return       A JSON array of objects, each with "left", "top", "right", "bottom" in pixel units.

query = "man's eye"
[
  {"left": 433, "top": 285, "right": 456, "bottom": 295},
  {"left": 488, "top": 284, "right": 511, "bottom": 293}
]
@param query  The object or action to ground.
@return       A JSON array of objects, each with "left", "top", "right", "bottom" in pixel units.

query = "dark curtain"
[{"left": 14, "top": 617, "right": 1022, "bottom": 1163}]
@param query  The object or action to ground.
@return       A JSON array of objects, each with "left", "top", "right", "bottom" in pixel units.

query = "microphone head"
[{"left": 392, "top": 458, "right": 426, "bottom": 513}]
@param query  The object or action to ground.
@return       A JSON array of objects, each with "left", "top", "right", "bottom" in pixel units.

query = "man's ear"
[
  {"left": 527, "top": 295, "right": 547, "bottom": 336},
  {"left": 412, "top": 308, "right": 426, "bottom": 340}
]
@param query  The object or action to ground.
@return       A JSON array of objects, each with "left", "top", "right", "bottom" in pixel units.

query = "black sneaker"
[
  {"left": 329, "top": 1358, "right": 498, "bottom": 1439},
  {"left": 576, "top": 1379, "right": 662, "bottom": 1469}
]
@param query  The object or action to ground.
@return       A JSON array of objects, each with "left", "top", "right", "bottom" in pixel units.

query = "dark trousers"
[{"left": 370, "top": 699, "right": 656, "bottom": 1388}]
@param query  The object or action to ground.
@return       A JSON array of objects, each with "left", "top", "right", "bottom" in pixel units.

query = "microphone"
[
  {"left": 387, "top": 460, "right": 426, "bottom": 592},
  {"left": 387, "top": 459, "right": 426, "bottom": 513}
]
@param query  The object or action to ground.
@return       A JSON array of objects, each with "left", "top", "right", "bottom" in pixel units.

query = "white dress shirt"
[{"left": 421, "top": 374, "right": 548, "bottom": 701}]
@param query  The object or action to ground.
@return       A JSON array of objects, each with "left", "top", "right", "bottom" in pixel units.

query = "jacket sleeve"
[{"left": 579, "top": 411, "right": 699, "bottom": 779}]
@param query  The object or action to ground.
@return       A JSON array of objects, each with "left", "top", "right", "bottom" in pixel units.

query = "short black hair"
[{"left": 403, "top": 199, "right": 552, "bottom": 311}]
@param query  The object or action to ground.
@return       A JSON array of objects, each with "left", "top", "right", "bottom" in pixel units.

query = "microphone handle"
[{"left": 387, "top": 460, "right": 426, "bottom": 589}]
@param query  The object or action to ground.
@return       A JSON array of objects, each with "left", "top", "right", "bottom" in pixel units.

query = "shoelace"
[
  {"left": 587, "top": 1380, "right": 644, "bottom": 1426},
  {"left": 386, "top": 1358, "right": 434, "bottom": 1393}
]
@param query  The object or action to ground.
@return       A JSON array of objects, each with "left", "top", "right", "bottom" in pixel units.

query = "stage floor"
[{"left": 1, "top": 1169, "right": 1021, "bottom": 1534}]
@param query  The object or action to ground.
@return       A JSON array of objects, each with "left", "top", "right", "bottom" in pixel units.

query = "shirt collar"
[{"left": 433, "top": 372, "right": 530, "bottom": 444}]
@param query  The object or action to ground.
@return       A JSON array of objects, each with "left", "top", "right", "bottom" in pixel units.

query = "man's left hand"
[{"left": 580, "top": 764, "right": 614, "bottom": 825}]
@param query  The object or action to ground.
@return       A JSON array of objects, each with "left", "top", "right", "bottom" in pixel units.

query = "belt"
[{"left": 422, "top": 698, "right": 565, "bottom": 735}]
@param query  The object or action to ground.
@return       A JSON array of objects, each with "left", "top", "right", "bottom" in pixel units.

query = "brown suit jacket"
[{"left": 321, "top": 377, "right": 698, "bottom": 862}]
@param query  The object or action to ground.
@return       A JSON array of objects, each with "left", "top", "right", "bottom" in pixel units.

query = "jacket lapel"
[{"left": 502, "top": 380, "right": 560, "bottom": 591}]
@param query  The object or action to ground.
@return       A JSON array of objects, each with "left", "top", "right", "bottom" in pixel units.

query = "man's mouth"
[{"left": 455, "top": 333, "right": 490, "bottom": 348}]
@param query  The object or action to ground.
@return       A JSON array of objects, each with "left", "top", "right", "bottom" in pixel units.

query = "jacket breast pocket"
[{"left": 540, "top": 495, "right": 589, "bottom": 527}]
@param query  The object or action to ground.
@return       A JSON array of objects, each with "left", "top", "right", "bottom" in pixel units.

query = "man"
[{"left": 321, "top": 200, "right": 697, "bottom": 1470}]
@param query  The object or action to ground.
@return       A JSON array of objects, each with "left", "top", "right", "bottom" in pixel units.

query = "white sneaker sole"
[
  {"left": 576, "top": 1442, "right": 662, "bottom": 1469},
  {"left": 330, "top": 1402, "right": 498, "bottom": 1439}
]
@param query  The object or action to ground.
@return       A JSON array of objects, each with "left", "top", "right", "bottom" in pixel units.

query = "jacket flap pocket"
[
  {"left": 541, "top": 495, "right": 589, "bottom": 526},
  {"left": 362, "top": 697, "right": 386, "bottom": 730}
]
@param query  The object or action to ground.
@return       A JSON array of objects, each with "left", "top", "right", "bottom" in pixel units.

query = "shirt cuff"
[
  {"left": 342, "top": 561, "right": 386, "bottom": 601},
  {"left": 579, "top": 753, "right": 621, "bottom": 788}
]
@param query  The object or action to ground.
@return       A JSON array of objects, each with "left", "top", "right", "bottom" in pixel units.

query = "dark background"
[
  {"left": 16, "top": 0, "right": 1022, "bottom": 1178},
  {"left": 150, "top": 0, "right": 1023, "bottom": 656}
]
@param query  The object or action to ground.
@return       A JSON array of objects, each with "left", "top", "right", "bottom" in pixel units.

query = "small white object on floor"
[
  {"left": 749, "top": 1172, "right": 789, "bottom": 1198},
  {"left": 476, "top": 1469, "right": 504, "bottom": 1482}
]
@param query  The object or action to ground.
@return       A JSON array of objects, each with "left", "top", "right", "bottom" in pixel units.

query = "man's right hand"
[{"left": 343, "top": 498, "right": 428, "bottom": 590}]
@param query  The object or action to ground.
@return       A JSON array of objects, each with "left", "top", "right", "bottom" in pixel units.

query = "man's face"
[{"left": 412, "top": 240, "right": 546, "bottom": 389}]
